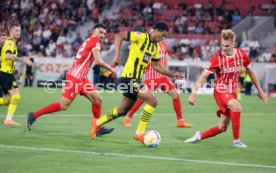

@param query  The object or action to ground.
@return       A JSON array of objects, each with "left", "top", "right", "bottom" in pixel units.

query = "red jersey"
[
  {"left": 144, "top": 41, "right": 168, "bottom": 80},
  {"left": 205, "top": 48, "right": 251, "bottom": 93},
  {"left": 67, "top": 36, "right": 100, "bottom": 80}
]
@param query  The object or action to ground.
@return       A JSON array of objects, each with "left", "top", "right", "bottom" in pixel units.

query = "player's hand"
[
  {"left": 173, "top": 72, "right": 185, "bottom": 79},
  {"left": 188, "top": 94, "right": 196, "bottom": 106},
  {"left": 111, "top": 56, "right": 119, "bottom": 67},
  {"left": 109, "top": 67, "right": 116, "bottom": 74},
  {"left": 22, "top": 58, "right": 33, "bottom": 67},
  {"left": 258, "top": 91, "right": 268, "bottom": 104}
]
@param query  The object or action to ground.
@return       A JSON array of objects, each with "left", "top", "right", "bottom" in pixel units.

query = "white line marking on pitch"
[
  {"left": 0, "top": 144, "right": 275, "bottom": 169},
  {"left": 14, "top": 113, "right": 275, "bottom": 117}
]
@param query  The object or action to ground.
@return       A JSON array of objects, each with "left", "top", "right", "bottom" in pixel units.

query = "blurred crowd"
[
  {"left": 0, "top": 0, "right": 112, "bottom": 57},
  {"left": 0, "top": 0, "right": 275, "bottom": 62}
]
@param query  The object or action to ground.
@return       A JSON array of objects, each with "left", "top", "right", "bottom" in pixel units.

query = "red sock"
[
  {"left": 201, "top": 126, "right": 222, "bottom": 140},
  {"left": 173, "top": 98, "right": 183, "bottom": 120},
  {"left": 127, "top": 99, "right": 143, "bottom": 119},
  {"left": 229, "top": 110, "right": 241, "bottom": 140},
  {"left": 92, "top": 103, "right": 101, "bottom": 119},
  {"left": 33, "top": 102, "right": 61, "bottom": 118}
]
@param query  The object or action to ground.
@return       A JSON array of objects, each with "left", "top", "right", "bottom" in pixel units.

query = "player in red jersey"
[
  {"left": 185, "top": 29, "right": 268, "bottom": 148},
  {"left": 123, "top": 40, "right": 192, "bottom": 128},
  {"left": 27, "top": 24, "right": 115, "bottom": 136}
]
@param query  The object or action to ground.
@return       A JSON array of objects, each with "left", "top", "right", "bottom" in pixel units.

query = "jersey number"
[{"left": 76, "top": 41, "right": 87, "bottom": 59}]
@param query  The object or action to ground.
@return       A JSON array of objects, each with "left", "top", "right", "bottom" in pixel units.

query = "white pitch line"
[
  {"left": 14, "top": 113, "right": 275, "bottom": 117},
  {"left": 0, "top": 144, "right": 276, "bottom": 169}
]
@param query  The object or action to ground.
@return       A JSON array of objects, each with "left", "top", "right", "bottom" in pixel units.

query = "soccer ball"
[{"left": 143, "top": 130, "right": 161, "bottom": 147}]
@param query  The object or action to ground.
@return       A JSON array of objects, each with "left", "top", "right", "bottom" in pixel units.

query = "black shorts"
[
  {"left": 0, "top": 71, "right": 18, "bottom": 94},
  {"left": 0, "top": 85, "right": 4, "bottom": 97},
  {"left": 118, "top": 77, "right": 144, "bottom": 100}
]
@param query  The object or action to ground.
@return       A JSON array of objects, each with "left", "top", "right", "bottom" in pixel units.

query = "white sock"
[
  {"left": 6, "top": 115, "right": 13, "bottom": 121},
  {"left": 234, "top": 139, "right": 240, "bottom": 143}
]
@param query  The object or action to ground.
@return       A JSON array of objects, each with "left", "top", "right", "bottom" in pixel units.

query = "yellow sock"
[
  {"left": 7, "top": 94, "right": 20, "bottom": 117},
  {"left": 0, "top": 97, "right": 10, "bottom": 106},
  {"left": 136, "top": 104, "right": 155, "bottom": 133},
  {"left": 97, "top": 107, "right": 119, "bottom": 126}
]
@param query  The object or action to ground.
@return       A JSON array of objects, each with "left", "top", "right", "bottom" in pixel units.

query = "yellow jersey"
[
  {"left": 121, "top": 31, "right": 160, "bottom": 81},
  {"left": 0, "top": 38, "right": 18, "bottom": 74}
]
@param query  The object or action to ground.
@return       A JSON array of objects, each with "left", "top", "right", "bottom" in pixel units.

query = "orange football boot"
[
  {"left": 3, "top": 120, "right": 21, "bottom": 126},
  {"left": 177, "top": 119, "right": 192, "bottom": 128},
  {"left": 123, "top": 117, "right": 131, "bottom": 127},
  {"left": 134, "top": 132, "right": 145, "bottom": 145},
  {"left": 90, "top": 119, "right": 100, "bottom": 140}
]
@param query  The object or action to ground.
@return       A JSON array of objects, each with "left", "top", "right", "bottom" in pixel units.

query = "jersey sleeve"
[
  {"left": 151, "top": 43, "right": 160, "bottom": 62},
  {"left": 205, "top": 53, "right": 219, "bottom": 73},
  {"left": 127, "top": 31, "right": 146, "bottom": 43}
]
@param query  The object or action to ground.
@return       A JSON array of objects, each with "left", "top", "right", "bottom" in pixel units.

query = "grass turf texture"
[{"left": 0, "top": 87, "right": 275, "bottom": 173}]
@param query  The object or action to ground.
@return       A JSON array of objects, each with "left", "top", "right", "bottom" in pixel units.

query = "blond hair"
[{"left": 221, "top": 29, "right": 236, "bottom": 42}]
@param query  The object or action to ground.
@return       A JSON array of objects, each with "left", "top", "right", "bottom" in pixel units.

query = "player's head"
[
  {"left": 221, "top": 29, "right": 236, "bottom": 56},
  {"left": 150, "top": 21, "right": 169, "bottom": 42},
  {"left": 92, "top": 24, "right": 107, "bottom": 40},
  {"left": 8, "top": 23, "right": 21, "bottom": 40},
  {"left": 0, "top": 32, "right": 8, "bottom": 45}
]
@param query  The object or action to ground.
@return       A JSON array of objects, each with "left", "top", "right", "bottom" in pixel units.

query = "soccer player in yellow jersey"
[
  {"left": 0, "top": 32, "right": 9, "bottom": 99},
  {"left": 0, "top": 23, "right": 33, "bottom": 126},
  {"left": 90, "top": 21, "right": 184, "bottom": 144}
]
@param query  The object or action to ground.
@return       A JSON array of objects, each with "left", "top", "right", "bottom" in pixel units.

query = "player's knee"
[
  {"left": 118, "top": 107, "right": 128, "bottom": 116},
  {"left": 219, "top": 125, "right": 228, "bottom": 132},
  {"left": 149, "top": 96, "right": 158, "bottom": 107},
  {"left": 10, "top": 94, "right": 20, "bottom": 104},
  {"left": 60, "top": 103, "right": 70, "bottom": 110},
  {"left": 231, "top": 104, "right": 242, "bottom": 112},
  {"left": 93, "top": 97, "right": 102, "bottom": 105},
  {"left": 172, "top": 92, "right": 180, "bottom": 99}
]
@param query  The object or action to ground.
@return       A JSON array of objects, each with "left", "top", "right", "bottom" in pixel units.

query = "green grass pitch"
[{"left": 0, "top": 87, "right": 276, "bottom": 173}]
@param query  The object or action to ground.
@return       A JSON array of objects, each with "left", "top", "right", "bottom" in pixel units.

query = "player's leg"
[
  {"left": 90, "top": 95, "right": 136, "bottom": 140},
  {"left": 134, "top": 85, "right": 158, "bottom": 142},
  {"left": 167, "top": 87, "right": 192, "bottom": 128},
  {"left": 0, "top": 73, "right": 20, "bottom": 125},
  {"left": 33, "top": 96, "right": 72, "bottom": 118},
  {"left": 0, "top": 92, "right": 10, "bottom": 106},
  {"left": 4, "top": 88, "right": 21, "bottom": 126},
  {"left": 124, "top": 99, "right": 143, "bottom": 127},
  {"left": 84, "top": 91, "right": 115, "bottom": 137},
  {"left": 27, "top": 75, "right": 82, "bottom": 130},
  {"left": 27, "top": 96, "right": 73, "bottom": 130},
  {"left": 0, "top": 86, "right": 10, "bottom": 106},
  {"left": 186, "top": 111, "right": 230, "bottom": 143},
  {"left": 124, "top": 79, "right": 155, "bottom": 126},
  {"left": 227, "top": 99, "right": 246, "bottom": 147}
]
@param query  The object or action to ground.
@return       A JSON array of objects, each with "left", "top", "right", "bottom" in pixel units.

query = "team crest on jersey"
[
  {"left": 70, "top": 93, "right": 75, "bottom": 97},
  {"left": 142, "top": 52, "right": 151, "bottom": 63},
  {"left": 237, "top": 59, "right": 240, "bottom": 65}
]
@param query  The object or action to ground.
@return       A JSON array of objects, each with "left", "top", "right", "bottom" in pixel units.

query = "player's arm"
[
  {"left": 111, "top": 31, "right": 128, "bottom": 67},
  {"left": 6, "top": 53, "right": 33, "bottom": 66},
  {"left": 246, "top": 67, "right": 268, "bottom": 104},
  {"left": 188, "top": 70, "right": 210, "bottom": 105},
  {"left": 92, "top": 48, "right": 115, "bottom": 73},
  {"left": 151, "top": 61, "right": 184, "bottom": 79}
]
